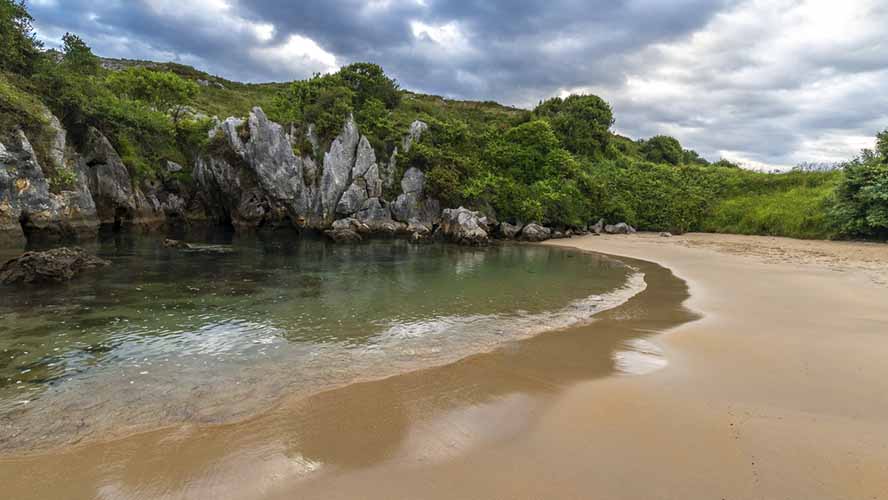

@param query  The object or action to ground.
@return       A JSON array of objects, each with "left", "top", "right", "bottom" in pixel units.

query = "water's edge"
[{"left": 0, "top": 242, "right": 646, "bottom": 455}]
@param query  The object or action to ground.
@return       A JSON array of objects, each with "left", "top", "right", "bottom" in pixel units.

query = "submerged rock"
[
  {"left": 162, "top": 238, "right": 235, "bottom": 254},
  {"left": 324, "top": 228, "right": 363, "bottom": 243},
  {"left": 520, "top": 223, "right": 552, "bottom": 242},
  {"left": 0, "top": 247, "right": 110, "bottom": 285},
  {"left": 437, "top": 207, "right": 489, "bottom": 245}
]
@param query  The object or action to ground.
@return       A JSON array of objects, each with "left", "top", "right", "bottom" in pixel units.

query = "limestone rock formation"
[
  {"left": 320, "top": 116, "right": 360, "bottom": 222},
  {"left": 437, "top": 207, "right": 489, "bottom": 245},
  {"left": 520, "top": 223, "right": 552, "bottom": 242},
  {"left": 498, "top": 222, "right": 522, "bottom": 239},
  {"left": 604, "top": 222, "right": 636, "bottom": 234},
  {"left": 1, "top": 125, "right": 98, "bottom": 246},
  {"left": 591, "top": 218, "right": 605, "bottom": 235},
  {"left": 391, "top": 167, "right": 441, "bottom": 226}
]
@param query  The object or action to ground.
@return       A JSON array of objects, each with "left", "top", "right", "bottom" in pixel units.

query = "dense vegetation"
[{"left": 1, "top": 0, "right": 886, "bottom": 240}]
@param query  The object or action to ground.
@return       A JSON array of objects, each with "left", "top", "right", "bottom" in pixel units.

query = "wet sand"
[{"left": 3, "top": 233, "right": 888, "bottom": 499}]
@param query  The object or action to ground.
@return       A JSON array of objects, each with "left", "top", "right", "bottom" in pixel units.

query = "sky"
[{"left": 27, "top": 0, "right": 888, "bottom": 169}]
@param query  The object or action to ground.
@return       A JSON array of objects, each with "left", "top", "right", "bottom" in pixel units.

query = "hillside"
[{"left": 1, "top": 3, "right": 886, "bottom": 243}]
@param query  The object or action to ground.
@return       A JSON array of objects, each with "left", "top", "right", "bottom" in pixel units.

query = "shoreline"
[
  {"left": 0, "top": 244, "right": 644, "bottom": 456},
  {"left": 2, "top": 232, "right": 888, "bottom": 499},
  {"left": 0, "top": 251, "right": 695, "bottom": 498}
]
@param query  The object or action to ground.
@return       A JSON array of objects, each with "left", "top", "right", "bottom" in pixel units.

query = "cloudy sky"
[{"left": 28, "top": 0, "right": 888, "bottom": 168}]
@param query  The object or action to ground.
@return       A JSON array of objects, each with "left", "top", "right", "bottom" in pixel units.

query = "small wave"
[{"left": 367, "top": 271, "right": 648, "bottom": 367}]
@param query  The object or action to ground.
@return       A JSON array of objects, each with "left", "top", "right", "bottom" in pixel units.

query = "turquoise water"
[{"left": 0, "top": 231, "right": 638, "bottom": 450}]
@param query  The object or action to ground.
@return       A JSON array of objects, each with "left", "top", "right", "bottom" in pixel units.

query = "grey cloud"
[{"left": 27, "top": 0, "right": 888, "bottom": 167}]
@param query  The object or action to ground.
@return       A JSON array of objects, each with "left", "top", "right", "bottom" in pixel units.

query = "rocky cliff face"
[
  {"left": 1, "top": 106, "right": 199, "bottom": 247},
  {"left": 194, "top": 107, "right": 440, "bottom": 234},
  {"left": 2, "top": 104, "right": 445, "bottom": 247},
  {"left": 1, "top": 115, "right": 98, "bottom": 246}
]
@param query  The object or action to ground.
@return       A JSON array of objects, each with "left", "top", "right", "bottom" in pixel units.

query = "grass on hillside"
[{"left": 704, "top": 171, "right": 841, "bottom": 239}]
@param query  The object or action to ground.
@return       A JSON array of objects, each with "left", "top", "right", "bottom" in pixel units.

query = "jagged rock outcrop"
[
  {"left": 193, "top": 110, "right": 441, "bottom": 239},
  {"left": 381, "top": 120, "right": 428, "bottom": 191},
  {"left": 195, "top": 110, "right": 392, "bottom": 230},
  {"left": 391, "top": 167, "right": 441, "bottom": 226},
  {"left": 520, "top": 223, "right": 552, "bottom": 242},
  {"left": 336, "top": 136, "right": 383, "bottom": 216},
  {"left": 320, "top": 116, "right": 360, "bottom": 222},
  {"left": 403, "top": 120, "right": 429, "bottom": 153},
  {"left": 81, "top": 127, "right": 138, "bottom": 225},
  {"left": 195, "top": 109, "right": 312, "bottom": 229},
  {"left": 437, "top": 207, "right": 489, "bottom": 245},
  {"left": 82, "top": 127, "right": 176, "bottom": 228},
  {"left": 1, "top": 121, "right": 98, "bottom": 246},
  {"left": 0, "top": 247, "right": 109, "bottom": 285}
]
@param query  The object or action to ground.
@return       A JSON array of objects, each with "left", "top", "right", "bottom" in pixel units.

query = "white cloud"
[
  {"left": 409, "top": 20, "right": 472, "bottom": 54},
  {"left": 251, "top": 34, "right": 339, "bottom": 76}
]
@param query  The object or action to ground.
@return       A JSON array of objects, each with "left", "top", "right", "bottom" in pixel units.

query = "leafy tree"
[
  {"left": 356, "top": 97, "right": 396, "bottom": 153},
  {"left": 534, "top": 94, "right": 614, "bottom": 157},
  {"left": 32, "top": 33, "right": 104, "bottom": 124},
  {"left": 107, "top": 67, "right": 199, "bottom": 123},
  {"left": 484, "top": 120, "right": 561, "bottom": 183},
  {"left": 830, "top": 131, "right": 888, "bottom": 239},
  {"left": 877, "top": 129, "right": 888, "bottom": 161},
  {"left": 339, "top": 62, "right": 401, "bottom": 110},
  {"left": 60, "top": 33, "right": 101, "bottom": 75},
  {"left": 269, "top": 73, "right": 354, "bottom": 147},
  {"left": 682, "top": 149, "right": 709, "bottom": 166},
  {"left": 641, "top": 135, "right": 683, "bottom": 165},
  {"left": 0, "top": 0, "right": 42, "bottom": 76}
]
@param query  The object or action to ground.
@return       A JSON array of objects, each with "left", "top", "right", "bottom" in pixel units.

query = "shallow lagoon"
[{"left": 0, "top": 230, "right": 637, "bottom": 450}]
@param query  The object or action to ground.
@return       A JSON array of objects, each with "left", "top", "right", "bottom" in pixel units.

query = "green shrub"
[{"left": 830, "top": 138, "right": 888, "bottom": 239}]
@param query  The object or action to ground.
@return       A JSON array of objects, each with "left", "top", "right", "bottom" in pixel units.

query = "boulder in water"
[{"left": 0, "top": 247, "right": 110, "bottom": 285}]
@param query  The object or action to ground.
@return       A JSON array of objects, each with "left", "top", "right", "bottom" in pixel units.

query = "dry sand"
[{"left": 2, "top": 232, "right": 888, "bottom": 499}]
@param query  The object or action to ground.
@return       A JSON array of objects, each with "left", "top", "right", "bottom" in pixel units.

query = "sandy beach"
[{"left": 2, "top": 232, "right": 888, "bottom": 499}]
